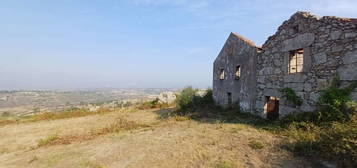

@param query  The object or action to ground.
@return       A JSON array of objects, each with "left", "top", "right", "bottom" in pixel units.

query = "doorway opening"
[
  {"left": 265, "top": 96, "right": 279, "bottom": 120},
  {"left": 227, "top": 92, "right": 232, "bottom": 107}
]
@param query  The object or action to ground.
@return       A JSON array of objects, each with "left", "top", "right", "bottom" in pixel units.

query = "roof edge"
[{"left": 230, "top": 32, "right": 261, "bottom": 48}]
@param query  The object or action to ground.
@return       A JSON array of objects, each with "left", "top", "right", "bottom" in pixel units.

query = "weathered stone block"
[
  {"left": 337, "top": 63, "right": 357, "bottom": 81},
  {"left": 300, "top": 102, "right": 315, "bottom": 112},
  {"left": 280, "top": 105, "right": 298, "bottom": 116},
  {"left": 273, "top": 59, "right": 282, "bottom": 66},
  {"left": 310, "top": 92, "right": 320, "bottom": 103},
  {"left": 304, "top": 83, "right": 312, "bottom": 92},
  {"left": 313, "top": 52, "right": 327, "bottom": 65},
  {"left": 257, "top": 76, "right": 265, "bottom": 83},
  {"left": 263, "top": 89, "right": 282, "bottom": 97},
  {"left": 284, "top": 83, "right": 304, "bottom": 91},
  {"left": 316, "top": 79, "right": 329, "bottom": 90},
  {"left": 345, "top": 32, "right": 357, "bottom": 38},
  {"left": 283, "top": 74, "right": 306, "bottom": 83},
  {"left": 255, "top": 100, "right": 265, "bottom": 110},
  {"left": 329, "top": 31, "right": 341, "bottom": 40},
  {"left": 342, "top": 50, "right": 357, "bottom": 64},
  {"left": 331, "top": 46, "right": 343, "bottom": 52},
  {"left": 282, "top": 33, "right": 315, "bottom": 51}
]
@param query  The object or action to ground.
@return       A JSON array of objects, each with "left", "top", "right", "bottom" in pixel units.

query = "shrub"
[
  {"left": 175, "top": 87, "right": 197, "bottom": 113},
  {"left": 281, "top": 112, "right": 357, "bottom": 166},
  {"left": 316, "top": 121, "right": 357, "bottom": 166},
  {"left": 281, "top": 88, "right": 303, "bottom": 106},
  {"left": 284, "top": 122, "right": 320, "bottom": 156},
  {"left": 279, "top": 112, "right": 317, "bottom": 127},
  {"left": 316, "top": 78, "right": 357, "bottom": 123},
  {"left": 100, "top": 117, "right": 149, "bottom": 134},
  {"left": 198, "top": 89, "right": 214, "bottom": 105},
  {"left": 137, "top": 98, "right": 169, "bottom": 110},
  {"left": 174, "top": 87, "right": 213, "bottom": 115}
]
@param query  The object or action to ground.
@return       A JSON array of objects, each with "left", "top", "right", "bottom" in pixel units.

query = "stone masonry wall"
[
  {"left": 255, "top": 12, "right": 357, "bottom": 118},
  {"left": 213, "top": 33, "right": 258, "bottom": 111}
]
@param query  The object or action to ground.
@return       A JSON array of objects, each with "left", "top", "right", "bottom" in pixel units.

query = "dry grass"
[
  {"left": 27, "top": 107, "right": 112, "bottom": 122},
  {"left": 0, "top": 119, "right": 18, "bottom": 126},
  {"left": 215, "top": 160, "right": 236, "bottom": 168},
  {"left": 248, "top": 139, "right": 265, "bottom": 150},
  {"left": 0, "top": 107, "right": 115, "bottom": 127},
  {"left": 0, "top": 108, "right": 312, "bottom": 168},
  {"left": 37, "top": 134, "right": 60, "bottom": 147},
  {"left": 36, "top": 117, "right": 150, "bottom": 147}
]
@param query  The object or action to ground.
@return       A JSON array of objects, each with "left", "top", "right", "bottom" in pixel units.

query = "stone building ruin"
[{"left": 213, "top": 12, "right": 357, "bottom": 119}]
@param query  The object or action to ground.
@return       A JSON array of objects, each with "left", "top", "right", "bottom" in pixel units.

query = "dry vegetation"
[
  {"left": 1, "top": 84, "right": 355, "bottom": 168},
  {"left": 0, "top": 107, "right": 114, "bottom": 127},
  {"left": 0, "top": 106, "right": 311, "bottom": 168}
]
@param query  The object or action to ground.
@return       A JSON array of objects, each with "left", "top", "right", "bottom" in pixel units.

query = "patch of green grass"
[
  {"left": 37, "top": 134, "right": 60, "bottom": 147},
  {"left": 248, "top": 140, "right": 265, "bottom": 150}
]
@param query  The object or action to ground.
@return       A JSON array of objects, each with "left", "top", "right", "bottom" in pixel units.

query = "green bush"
[
  {"left": 279, "top": 112, "right": 316, "bottom": 126},
  {"left": 316, "top": 78, "right": 357, "bottom": 123},
  {"left": 174, "top": 87, "right": 214, "bottom": 115},
  {"left": 175, "top": 87, "right": 197, "bottom": 114},
  {"left": 284, "top": 122, "right": 320, "bottom": 156},
  {"left": 281, "top": 111, "right": 357, "bottom": 166},
  {"left": 280, "top": 78, "right": 357, "bottom": 166},
  {"left": 281, "top": 88, "right": 303, "bottom": 106},
  {"left": 316, "top": 121, "right": 357, "bottom": 166},
  {"left": 137, "top": 98, "right": 169, "bottom": 110}
]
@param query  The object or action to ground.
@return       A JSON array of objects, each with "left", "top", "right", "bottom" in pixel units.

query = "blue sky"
[{"left": 1, "top": 0, "right": 357, "bottom": 90}]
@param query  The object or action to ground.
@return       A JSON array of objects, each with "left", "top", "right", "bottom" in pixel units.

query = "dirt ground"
[{"left": 0, "top": 108, "right": 312, "bottom": 168}]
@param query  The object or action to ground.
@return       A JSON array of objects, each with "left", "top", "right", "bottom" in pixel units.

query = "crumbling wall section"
[{"left": 255, "top": 12, "right": 357, "bottom": 118}]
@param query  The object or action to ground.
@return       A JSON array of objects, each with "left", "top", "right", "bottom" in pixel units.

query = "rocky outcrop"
[{"left": 158, "top": 92, "right": 176, "bottom": 104}]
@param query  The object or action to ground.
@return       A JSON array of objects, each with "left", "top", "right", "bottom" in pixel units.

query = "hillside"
[{"left": 0, "top": 108, "right": 311, "bottom": 168}]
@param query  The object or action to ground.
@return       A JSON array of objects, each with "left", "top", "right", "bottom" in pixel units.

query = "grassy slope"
[{"left": 0, "top": 108, "right": 311, "bottom": 168}]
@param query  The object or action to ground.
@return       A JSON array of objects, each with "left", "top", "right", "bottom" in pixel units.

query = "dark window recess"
[
  {"left": 227, "top": 92, "right": 232, "bottom": 106},
  {"left": 235, "top": 66, "right": 241, "bottom": 79}
]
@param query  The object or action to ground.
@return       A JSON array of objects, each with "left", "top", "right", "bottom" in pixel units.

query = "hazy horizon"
[{"left": 1, "top": 0, "right": 357, "bottom": 90}]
